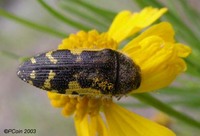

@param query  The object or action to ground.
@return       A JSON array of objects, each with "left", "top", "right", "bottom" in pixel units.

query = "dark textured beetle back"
[
  {"left": 17, "top": 49, "right": 141, "bottom": 96},
  {"left": 117, "top": 53, "right": 141, "bottom": 94}
]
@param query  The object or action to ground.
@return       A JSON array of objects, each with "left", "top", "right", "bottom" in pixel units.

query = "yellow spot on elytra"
[
  {"left": 73, "top": 73, "right": 79, "bottom": 79},
  {"left": 76, "top": 56, "right": 82, "bottom": 62},
  {"left": 51, "top": 90, "right": 58, "bottom": 93},
  {"left": 93, "top": 77, "right": 100, "bottom": 83},
  {"left": 30, "top": 58, "right": 36, "bottom": 64},
  {"left": 107, "top": 83, "right": 114, "bottom": 90},
  {"left": 70, "top": 49, "right": 83, "bottom": 55},
  {"left": 98, "top": 81, "right": 108, "bottom": 90},
  {"left": 68, "top": 81, "right": 81, "bottom": 89},
  {"left": 65, "top": 81, "right": 101, "bottom": 95},
  {"left": 30, "top": 70, "right": 36, "bottom": 79},
  {"left": 92, "top": 77, "right": 113, "bottom": 91},
  {"left": 70, "top": 49, "right": 103, "bottom": 55},
  {"left": 65, "top": 88, "right": 101, "bottom": 95},
  {"left": 46, "top": 51, "right": 58, "bottom": 64},
  {"left": 44, "top": 70, "right": 56, "bottom": 89}
]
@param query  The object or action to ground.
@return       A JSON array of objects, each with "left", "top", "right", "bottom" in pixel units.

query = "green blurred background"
[{"left": 0, "top": 0, "right": 200, "bottom": 136}]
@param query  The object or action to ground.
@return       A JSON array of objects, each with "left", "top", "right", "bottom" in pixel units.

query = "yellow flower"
[{"left": 47, "top": 7, "right": 191, "bottom": 136}]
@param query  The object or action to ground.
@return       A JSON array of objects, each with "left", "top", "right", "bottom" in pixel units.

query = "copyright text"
[{"left": 3, "top": 129, "right": 36, "bottom": 134}]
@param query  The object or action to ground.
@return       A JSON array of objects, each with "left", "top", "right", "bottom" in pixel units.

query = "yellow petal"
[
  {"left": 122, "top": 22, "right": 175, "bottom": 53},
  {"left": 75, "top": 114, "right": 108, "bottom": 136},
  {"left": 58, "top": 30, "right": 117, "bottom": 50},
  {"left": 75, "top": 115, "right": 90, "bottom": 136},
  {"left": 108, "top": 7, "right": 167, "bottom": 43},
  {"left": 47, "top": 91, "right": 61, "bottom": 100},
  {"left": 96, "top": 114, "right": 108, "bottom": 136},
  {"left": 89, "top": 115, "right": 108, "bottom": 136},
  {"left": 47, "top": 92, "right": 69, "bottom": 107},
  {"left": 175, "top": 43, "right": 192, "bottom": 57},
  {"left": 104, "top": 102, "right": 176, "bottom": 136},
  {"left": 122, "top": 23, "right": 191, "bottom": 93}
]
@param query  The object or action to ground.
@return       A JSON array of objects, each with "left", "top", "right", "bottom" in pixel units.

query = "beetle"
[{"left": 17, "top": 49, "right": 141, "bottom": 96}]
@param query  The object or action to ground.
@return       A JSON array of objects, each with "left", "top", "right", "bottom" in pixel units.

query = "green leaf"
[
  {"left": 69, "top": 0, "right": 116, "bottom": 21},
  {"left": 19, "top": 57, "right": 31, "bottom": 62},
  {"left": 157, "top": 86, "right": 200, "bottom": 108},
  {"left": 133, "top": 93, "right": 200, "bottom": 129},
  {"left": 58, "top": 2, "right": 108, "bottom": 31},
  {"left": 37, "top": 0, "right": 91, "bottom": 31},
  {"left": 185, "top": 59, "right": 200, "bottom": 77},
  {"left": 0, "top": 50, "right": 31, "bottom": 62},
  {"left": 0, "top": 8, "right": 67, "bottom": 38},
  {"left": 0, "top": 50, "right": 20, "bottom": 60},
  {"left": 177, "top": 0, "right": 200, "bottom": 31}
]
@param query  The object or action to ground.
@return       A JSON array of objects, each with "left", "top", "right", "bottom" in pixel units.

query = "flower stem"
[{"left": 132, "top": 93, "right": 200, "bottom": 129}]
